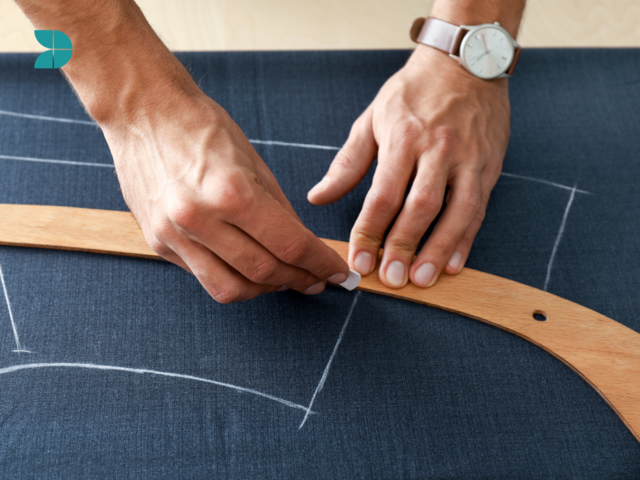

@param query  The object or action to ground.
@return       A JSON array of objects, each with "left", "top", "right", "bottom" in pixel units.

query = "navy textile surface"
[{"left": 0, "top": 49, "right": 640, "bottom": 478}]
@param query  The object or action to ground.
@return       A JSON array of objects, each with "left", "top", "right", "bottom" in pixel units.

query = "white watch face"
[{"left": 461, "top": 26, "right": 514, "bottom": 79}]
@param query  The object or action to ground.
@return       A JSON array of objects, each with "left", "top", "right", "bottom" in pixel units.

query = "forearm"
[
  {"left": 13, "top": 0, "right": 198, "bottom": 128},
  {"left": 430, "top": 0, "right": 526, "bottom": 38}
]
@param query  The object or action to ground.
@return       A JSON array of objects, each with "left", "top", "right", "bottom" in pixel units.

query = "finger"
[
  {"left": 410, "top": 170, "right": 482, "bottom": 287},
  {"left": 348, "top": 134, "right": 417, "bottom": 276},
  {"left": 156, "top": 246, "right": 193, "bottom": 274},
  {"left": 307, "top": 106, "right": 377, "bottom": 205},
  {"left": 140, "top": 224, "right": 193, "bottom": 274},
  {"left": 443, "top": 169, "right": 497, "bottom": 275},
  {"left": 377, "top": 153, "right": 448, "bottom": 288},
  {"left": 173, "top": 238, "right": 281, "bottom": 304},
  {"left": 184, "top": 220, "right": 326, "bottom": 294},
  {"left": 442, "top": 205, "right": 485, "bottom": 276},
  {"left": 224, "top": 181, "right": 350, "bottom": 284}
]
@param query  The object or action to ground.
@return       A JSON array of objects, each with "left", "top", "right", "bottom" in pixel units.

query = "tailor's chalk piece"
[{"left": 339, "top": 269, "right": 361, "bottom": 291}]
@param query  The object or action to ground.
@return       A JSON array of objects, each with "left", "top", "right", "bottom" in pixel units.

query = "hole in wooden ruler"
[{"left": 533, "top": 310, "right": 547, "bottom": 322}]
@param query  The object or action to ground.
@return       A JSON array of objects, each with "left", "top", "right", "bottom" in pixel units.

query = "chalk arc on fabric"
[{"left": 0, "top": 203, "right": 639, "bottom": 443}]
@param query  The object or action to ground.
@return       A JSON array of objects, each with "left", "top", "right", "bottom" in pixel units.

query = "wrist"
[
  {"left": 406, "top": 44, "right": 509, "bottom": 93},
  {"left": 55, "top": 2, "right": 199, "bottom": 129}
]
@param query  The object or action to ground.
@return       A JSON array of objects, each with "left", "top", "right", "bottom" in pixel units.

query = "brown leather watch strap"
[
  {"left": 410, "top": 17, "right": 468, "bottom": 56},
  {"left": 506, "top": 47, "right": 522, "bottom": 76}
]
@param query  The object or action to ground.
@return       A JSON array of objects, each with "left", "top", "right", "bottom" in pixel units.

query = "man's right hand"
[
  {"left": 14, "top": 0, "right": 349, "bottom": 303},
  {"left": 103, "top": 91, "right": 350, "bottom": 303}
]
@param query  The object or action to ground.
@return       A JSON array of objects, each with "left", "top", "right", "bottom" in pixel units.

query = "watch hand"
[
  {"left": 469, "top": 50, "right": 492, "bottom": 63},
  {"left": 479, "top": 33, "right": 489, "bottom": 53}
]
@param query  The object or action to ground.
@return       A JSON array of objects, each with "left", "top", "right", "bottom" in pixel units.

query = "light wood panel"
[
  {"left": 1, "top": 203, "right": 640, "bottom": 443},
  {"left": 1, "top": 0, "right": 639, "bottom": 52}
]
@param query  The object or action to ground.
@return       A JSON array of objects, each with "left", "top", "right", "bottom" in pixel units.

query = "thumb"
[{"left": 307, "top": 106, "right": 377, "bottom": 205}]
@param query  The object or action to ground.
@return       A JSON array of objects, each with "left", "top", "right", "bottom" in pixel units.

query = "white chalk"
[
  {"left": 339, "top": 269, "right": 361, "bottom": 291},
  {"left": 0, "top": 363, "right": 314, "bottom": 414},
  {"left": 300, "top": 291, "right": 361, "bottom": 428}
]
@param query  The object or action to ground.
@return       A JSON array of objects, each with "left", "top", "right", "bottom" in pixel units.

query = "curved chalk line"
[{"left": 0, "top": 362, "right": 315, "bottom": 414}]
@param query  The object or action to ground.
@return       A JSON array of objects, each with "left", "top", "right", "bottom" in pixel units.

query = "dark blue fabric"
[{"left": 0, "top": 49, "right": 639, "bottom": 478}]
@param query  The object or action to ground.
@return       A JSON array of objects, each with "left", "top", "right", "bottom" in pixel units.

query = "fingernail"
[
  {"left": 414, "top": 262, "right": 436, "bottom": 287},
  {"left": 327, "top": 272, "right": 348, "bottom": 284},
  {"left": 385, "top": 261, "right": 406, "bottom": 288},
  {"left": 354, "top": 251, "right": 374, "bottom": 275},
  {"left": 308, "top": 177, "right": 329, "bottom": 196},
  {"left": 277, "top": 285, "right": 288, "bottom": 292},
  {"left": 447, "top": 252, "right": 462, "bottom": 273},
  {"left": 303, "top": 281, "right": 325, "bottom": 295}
]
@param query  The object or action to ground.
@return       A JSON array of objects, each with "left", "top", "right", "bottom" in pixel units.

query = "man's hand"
[
  {"left": 106, "top": 91, "right": 350, "bottom": 303},
  {"left": 308, "top": 44, "right": 511, "bottom": 288},
  {"left": 14, "top": 0, "right": 350, "bottom": 303}
]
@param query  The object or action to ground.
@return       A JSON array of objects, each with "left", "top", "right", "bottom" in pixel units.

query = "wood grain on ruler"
[{"left": 1, "top": 203, "right": 639, "bottom": 442}]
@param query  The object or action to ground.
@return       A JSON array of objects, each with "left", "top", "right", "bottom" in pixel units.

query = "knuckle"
[
  {"left": 458, "top": 190, "right": 482, "bottom": 214},
  {"left": 165, "top": 192, "right": 201, "bottom": 232},
  {"left": 391, "top": 121, "right": 422, "bottom": 151},
  {"left": 385, "top": 237, "right": 418, "bottom": 255},
  {"left": 148, "top": 213, "right": 175, "bottom": 244},
  {"left": 368, "top": 188, "right": 402, "bottom": 213},
  {"left": 407, "top": 188, "right": 443, "bottom": 215},
  {"left": 146, "top": 235, "right": 172, "bottom": 258},
  {"left": 351, "top": 227, "right": 383, "bottom": 248},
  {"left": 430, "top": 239, "right": 452, "bottom": 259},
  {"left": 475, "top": 206, "right": 487, "bottom": 223},
  {"left": 460, "top": 230, "right": 476, "bottom": 247},
  {"left": 278, "top": 235, "right": 310, "bottom": 265},
  {"left": 212, "top": 168, "right": 257, "bottom": 218},
  {"left": 432, "top": 127, "right": 458, "bottom": 152},
  {"left": 212, "top": 284, "right": 243, "bottom": 304},
  {"left": 331, "top": 151, "right": 357, "bottom": 173},
  {"left": 249, "top": 257, "right": 279, "bottom": 284}
]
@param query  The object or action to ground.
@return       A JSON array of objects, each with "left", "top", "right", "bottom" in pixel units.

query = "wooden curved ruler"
[{"left": 1, "top": 203, "right": 640, "bottom": 442}]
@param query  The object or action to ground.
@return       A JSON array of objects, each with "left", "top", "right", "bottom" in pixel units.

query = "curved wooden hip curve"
[{"left": 1, "top": 204, "right": 639, "bottom": 442}]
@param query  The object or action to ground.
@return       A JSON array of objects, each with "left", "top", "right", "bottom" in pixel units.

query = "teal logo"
[{"left": 34, "top": 30, "right": 72, "bottom": 69}]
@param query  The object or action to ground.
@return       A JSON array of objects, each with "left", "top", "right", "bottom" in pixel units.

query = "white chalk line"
[
  {"left": 500, "top": 172, "right": 591, "bottom": 195},
  {"left": 0, "top": 152, "right": 590, "bottom": 197},
  {"left": 0, "top": 109, "right": 340, "bottom": 151},
  {"left": 0, "top": 362, "right": 315, "bottom": 413},
  {"left": 0, "top": 262, "right": 30, "bottom": 354},
  {"left": 249, "top": 139, "right": 340, "bottom": 151},
  {"left": 299, "top": 291, "right": 361, "bottom": 429},
  {"left": 0, "top": 109, "right": 96, "bottom": 126},
  {"left": 0, "top": 154, "right": 114, "bottom": 168},
  {"left": 544, "top": 184, "right": 578, "bottom": 291},
  {"left": 0, "top": 109, "right": 591, "bottom": 194}
]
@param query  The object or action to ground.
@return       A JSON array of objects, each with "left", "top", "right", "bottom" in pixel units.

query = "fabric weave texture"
[{"left": 0, "top": 49, "right": 639, "bottom": 478}]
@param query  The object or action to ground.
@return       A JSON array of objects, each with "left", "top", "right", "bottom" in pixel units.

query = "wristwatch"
[{"left": 410, "top": 17, "right": 521, "bottom": 79}]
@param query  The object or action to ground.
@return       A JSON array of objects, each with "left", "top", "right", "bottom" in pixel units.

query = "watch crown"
[{"left": 494, "top": 21, "right": 500, "bottom": 25}]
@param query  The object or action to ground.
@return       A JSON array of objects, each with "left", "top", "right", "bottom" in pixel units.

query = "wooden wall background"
[{"left": 1, "top": 0, "right": 639, "bottom": 52}]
